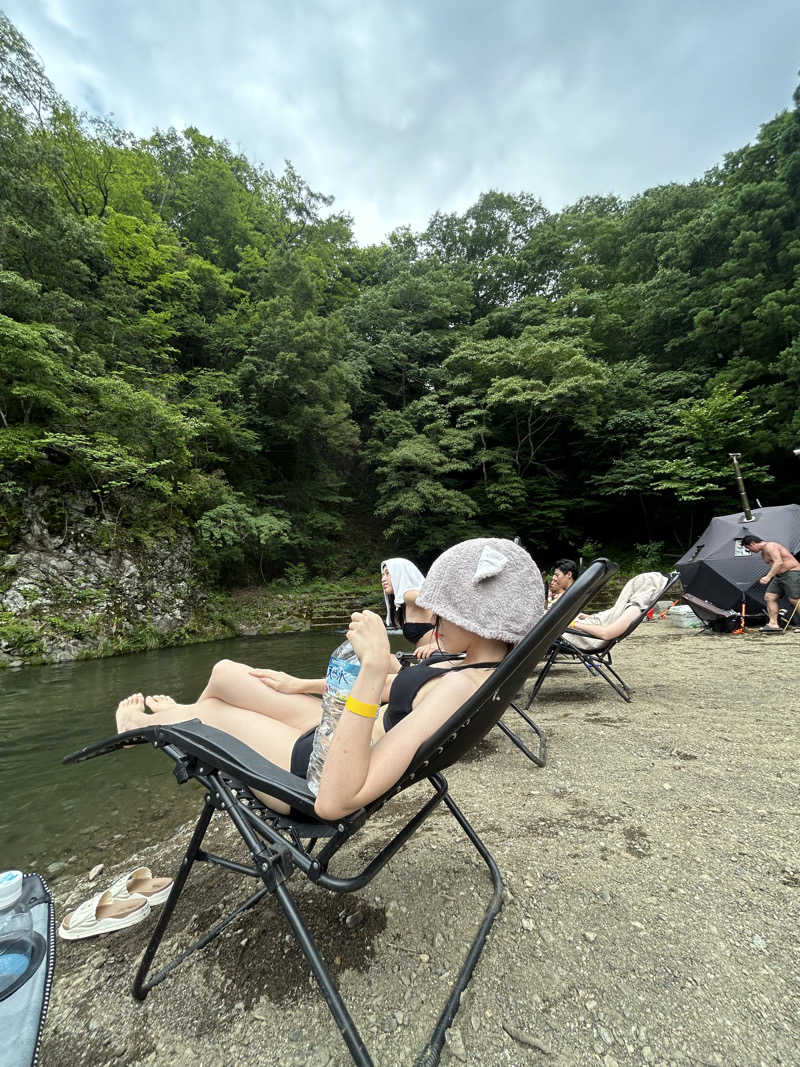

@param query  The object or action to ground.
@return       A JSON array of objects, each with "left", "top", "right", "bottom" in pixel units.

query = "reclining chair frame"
[
  {"left": 495, "top": 701, "right": 549, "bottom": 766},
  {"left": 525, "top": 570, "right": 680, "bottom": 707},
  {"left": 65, "top": 559, "right": 615, "bottom": 1067}
]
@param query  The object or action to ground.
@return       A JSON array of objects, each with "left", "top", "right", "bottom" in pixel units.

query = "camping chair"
[
  {"left": 494, "top": 559, "right": 619, "bottom": 766},
  {"left": 63, "top": 559, "right": 614, "bottom": 1067},
  {"left": 526, "top": 570, "right": 680, "bottom": 706}
]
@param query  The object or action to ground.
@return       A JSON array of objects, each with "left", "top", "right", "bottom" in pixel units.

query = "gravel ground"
[{"left": 42, "top": 621, "right": 800, "bottom": 1066}]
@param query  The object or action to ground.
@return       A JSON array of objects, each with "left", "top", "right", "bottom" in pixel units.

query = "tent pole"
[{"left": 658, "top": 598, "right": 680, "bottom": 620}]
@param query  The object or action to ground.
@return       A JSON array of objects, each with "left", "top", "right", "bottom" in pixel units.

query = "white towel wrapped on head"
[{"left": 382, "top": 558, "right": 426, "bottom": 626}]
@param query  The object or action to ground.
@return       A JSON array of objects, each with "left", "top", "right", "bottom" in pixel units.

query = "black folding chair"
[
  {"left": 63, "top": 559, "right": 614, "bottom": 1067},
  {"left": 527, "top": 571, "right": 680, "bottom": 706},
  {"left": 494, "top": 559, "right": 619, "bottom": 765}
]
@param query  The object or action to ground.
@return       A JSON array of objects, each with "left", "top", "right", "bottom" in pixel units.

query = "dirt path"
[{"left": 43, "top": 623, "right": 800, "bottom": 1066}]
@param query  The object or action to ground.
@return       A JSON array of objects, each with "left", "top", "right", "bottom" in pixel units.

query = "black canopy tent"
[{"left": 677, "top": 504, "right": 800, "bottom": 619}]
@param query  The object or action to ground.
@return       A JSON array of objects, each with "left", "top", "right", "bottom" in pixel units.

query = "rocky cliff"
[
  {"left": 0, "top": 497, "right": 376, "bottom": 669},
  {"left": 1, "top": 502, "right": 205, "bottom": 667}
]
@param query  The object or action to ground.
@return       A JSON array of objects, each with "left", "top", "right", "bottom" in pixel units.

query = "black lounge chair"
[
  {"left": 526, "top": 570, "right": 680, "bottom": 706},
  {"left": 63, "top": 558, "right": 614, "bottom": 1067}
]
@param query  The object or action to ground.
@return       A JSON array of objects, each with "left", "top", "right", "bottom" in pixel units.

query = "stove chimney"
[{"left": 729, "top": 453, "right": 753, "bottom": 521}]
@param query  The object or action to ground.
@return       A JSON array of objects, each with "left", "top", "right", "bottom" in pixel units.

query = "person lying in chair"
[
  {"left": 547, "top": 559, "right": 579, "bottom": 606},
  {"left": 564, "top": 571, "right": 666, "bottom": 650},
  {"left": 115, "top": 538, "right": 544, "bottom": 820}
]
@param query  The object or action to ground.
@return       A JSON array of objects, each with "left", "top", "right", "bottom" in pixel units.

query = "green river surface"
[{"left": 1, "top": 630, "right": 406, "bottom": 877}]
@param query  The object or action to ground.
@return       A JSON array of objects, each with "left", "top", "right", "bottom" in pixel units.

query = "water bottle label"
[
  {"left": 0, "top": 871, "right": 22, "bottom": 910},
  {"left": 325, "top": 657, "right": 360, "bottom": 701}
]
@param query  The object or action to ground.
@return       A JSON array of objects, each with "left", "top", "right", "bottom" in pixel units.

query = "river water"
[{"left": 0, "top": 630, "right": 405, "bottom": 876}]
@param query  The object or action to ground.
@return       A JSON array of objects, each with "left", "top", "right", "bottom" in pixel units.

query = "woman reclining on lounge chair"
[
  {"left": 115, "top": 538, "right": 544, "bottom": 820},
  {"left": 564, "top": 571, "right": 666, "bottom": 650}
]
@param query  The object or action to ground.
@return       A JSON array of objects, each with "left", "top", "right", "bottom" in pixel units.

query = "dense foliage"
[{"left": 2, "top": 15, "right": 799, "bottom": 577}]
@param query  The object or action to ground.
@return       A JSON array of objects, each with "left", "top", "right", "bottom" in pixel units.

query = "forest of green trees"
[{"left": 2, "top": 14, "right": 799, "bottom": 581}]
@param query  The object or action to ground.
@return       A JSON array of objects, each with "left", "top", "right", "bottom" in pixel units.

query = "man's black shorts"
[{"left": 765, "top": 570, "right": 800, "bottom": 599}]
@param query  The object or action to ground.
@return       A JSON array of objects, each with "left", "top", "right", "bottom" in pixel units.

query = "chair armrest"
[
  {"left": 63, "top": 726, "right": 158, "bottom": 763},
  {"left": 158, "top": 721, "right": 320, "bottom": 816},
  {"left": 563, "top": 625, "right": 597, "bottom": 638},
  {"left": 64, "top": 719, "right": 320, "bottom": 819}
]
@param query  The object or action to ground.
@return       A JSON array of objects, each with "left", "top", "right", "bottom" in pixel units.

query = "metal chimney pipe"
[{"left": 729, "top": 453, "right": 753, "bottom": 521}]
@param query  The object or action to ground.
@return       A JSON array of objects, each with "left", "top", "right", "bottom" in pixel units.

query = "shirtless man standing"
[{"left": 741, "top": 534, "right": 800, "bottom": 632}]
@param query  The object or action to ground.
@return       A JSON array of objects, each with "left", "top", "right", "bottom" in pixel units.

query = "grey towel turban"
[{"left": 417, "top": 538, "right": 544, "bottom": 645}]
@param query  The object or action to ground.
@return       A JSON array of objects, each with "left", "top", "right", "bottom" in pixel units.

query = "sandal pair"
[{"left": 58, "top": 867, "right": 173, "bottom": 941}]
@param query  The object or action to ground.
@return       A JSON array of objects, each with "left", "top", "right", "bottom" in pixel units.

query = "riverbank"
[
  {"left": 0, "top": 493, "right": 388, "bottom": 668},
  {"left": 41, "top": 622, "right": 799, "bottom": 1066},
  {"left": 0, "top": 527, "right": 636, "bottom": 671},
  {"left": 0, "top": 534, "right": 379, "bottom": 669}
]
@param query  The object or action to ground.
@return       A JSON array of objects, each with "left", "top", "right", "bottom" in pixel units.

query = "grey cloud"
[{"left": 4, "top": 0, "right": 799, "bottom": 242}]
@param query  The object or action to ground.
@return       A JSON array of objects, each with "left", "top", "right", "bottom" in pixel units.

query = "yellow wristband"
[{"left": 345, "top": 695, "right": 379, "bottom": 719}]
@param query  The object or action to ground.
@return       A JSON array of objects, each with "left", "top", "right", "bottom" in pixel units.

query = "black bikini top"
[
  {"left": 383, "top": 660, "right": 500, "bottom": 732},
  {"left": 394, "top": 604, "right": 434, "bottom": 645},
  {"left": 402, "top": 620, "right": 435, "bottom": 643}
]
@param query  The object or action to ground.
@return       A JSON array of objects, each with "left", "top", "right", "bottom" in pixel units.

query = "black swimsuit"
[
  {"left": 397, "top": 605, "right": 434, "bottom": 645},
  {"left": 382, "top": 660, "right": 499, "bottom": 731},
  {"left": 290, "top": 660, "right": 499, "bottom": 778},
  {"left": 291, "top": 727, "right": 318, "bottom": 779},
  {"left": 402, "top": 620, "right": 435, "bottom": 643}
]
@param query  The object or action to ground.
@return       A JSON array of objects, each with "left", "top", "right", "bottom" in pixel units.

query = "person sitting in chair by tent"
[
  {"left": 548, "top": 559, "right": 579, "bottom": 606},
  {"left": 741, "top": 534, "right": 800, "bottom": 633},
  {"left": 565, "top": 572, "right": 666, "bottom": 650},
  {"left": 115, "top": 539, "right": 544, "bottom": 820}
]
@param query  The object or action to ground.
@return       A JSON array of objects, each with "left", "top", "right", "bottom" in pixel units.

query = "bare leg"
[
  {"left": 764, "top": 593, "right": 781, "bottom": 629},
  {"left": 569, "top": 605, "right": 641, "bottom": 642},
  {"left": 115, "top": 692, "right": 315, "bottom": 814},
  {"left": 196, "top": 659, "right": 322, "bottom": 730},
  {"left": 146, "top": 695, "right": 178, "bottom": 712},
  {"left": 116, "top": 693, "right": 147, "bottom": 733}
]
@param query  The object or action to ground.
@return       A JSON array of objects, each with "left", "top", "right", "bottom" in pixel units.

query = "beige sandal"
[
  {"left": 58, "top": 890, "right": 149, "bottom": 940},
  {"left": 109, "top": 866, "right": 174, "bottom": 906}
]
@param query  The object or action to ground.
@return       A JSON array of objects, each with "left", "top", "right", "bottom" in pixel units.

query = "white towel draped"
[{"left": 382, "top": 558, "right": 426, "bottom": 626}]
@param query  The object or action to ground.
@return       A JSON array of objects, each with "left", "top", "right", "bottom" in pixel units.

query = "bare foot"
[
  {"left": 145, "top": 694, "right": 178, "bottom": 712},
  {"left": 116, "top": 693, "right": 146, "bottom": 733}
]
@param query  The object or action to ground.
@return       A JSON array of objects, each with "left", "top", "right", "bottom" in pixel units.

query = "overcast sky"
[{"left": 5, "top": 0, "right": 799, "bottom": 243}]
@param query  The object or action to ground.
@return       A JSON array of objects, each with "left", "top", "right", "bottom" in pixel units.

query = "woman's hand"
[
  {"left": 414, "top": 640, "right": 439, "bottom": 660},
  {"left": 346, "top": 609, "right": 391, "bottom": 673},
  {"left": 248, "top": 669, "right": 304, "bottom": 694}
]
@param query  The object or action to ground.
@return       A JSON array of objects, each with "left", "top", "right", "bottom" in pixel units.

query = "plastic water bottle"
[
  {"left": 306, "top": 639, "right": 361, "bottom": 796},
  {"left": 0, "top": 871, "right": 33, "bottom": 1004},
  {"left": 0, "top": 871, "right": 29, "bottom": 935}
]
